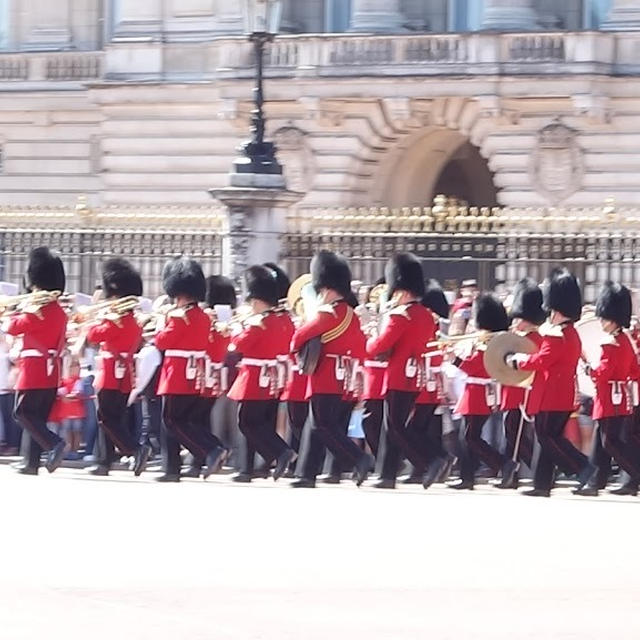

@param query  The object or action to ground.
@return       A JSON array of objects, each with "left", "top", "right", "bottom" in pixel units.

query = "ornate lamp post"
[
  {"left": 234, "top": 0, "right": 284, "bottom": 176},
  {"left": 210, "top": 0, "right": 303, "bottom": 283}
]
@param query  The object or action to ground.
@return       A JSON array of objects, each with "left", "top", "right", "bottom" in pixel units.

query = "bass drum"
[{"left": 575, "top": 314, "right": 606, "bottom": 398}]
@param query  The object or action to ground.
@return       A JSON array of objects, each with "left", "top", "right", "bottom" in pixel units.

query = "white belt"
[
  {"left": 364, "top": 360, "right": 388, "bottom": 369},
  {"left": 326, "top": 354, "right": 353, "bottom": 360},
  {"left": 208, "top": 361, "right": 224, "bottom": 370},
  {"left": 100, "top": 351, "right": 129, "bottom": 359},
  {"left": 276, "top": 355, "right": 289, "bottom": 362},
  {"left": 241, "top": 358, "right": 278, "bottom": 367},
  {"left": 428, "top": 367, "right": 442, "bottom": 373},
  {"left": 466, "top": 377, "right": 492, "bottom": 385},
  {"left": 20, "top": 349, "right": 56, "bottom": 358},
  {"left": 165, "top": 350, "right": 205, "bottom": 358}
]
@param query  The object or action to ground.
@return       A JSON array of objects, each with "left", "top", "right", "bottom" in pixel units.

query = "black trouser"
[
  {"left": 14, "top": 389, "right": 60, "bottom": 470},
  {"left": 503, "top": 409, "right": 534, "bottom": 468},
  {"left": 161, "top": 394, "right": 223, "bottom": 476},
  {"left": 459, "top": 414, "right": 504, "bottom": 484},
  {"left": 328, "top": 400, "right": 357, "bottom": 477},
  {"left": 0, "top": 392, "right": 19, "bottom": 448},
  {"left": 533, "top": 411, "right": 587, "bottom": 491},
  {"left": 190, "top": 397, "right": 226, "bottom": 470},
  {"left": 237, "top": 399, "right": 287, "bottom": 473},
  {"left": 95, "top": 389, "right": 139, "bottom": 468},
  {"left": 302, "top": 394, "right": 364, "bottom": 481},
  {"left": 404, "top": 403, "right": 444, "bottom": 476},
  {"left": 362, "top": 399, "right": 384, "bottom": 458},
  {"left": 590, "top": 415, "right": 640, "bottom": 488},
  {"left": 381, "top": 390, "right": 433, "bottom": 482},
  {"left": 287, "top": 401, "right": 309, "bottom": 455}
]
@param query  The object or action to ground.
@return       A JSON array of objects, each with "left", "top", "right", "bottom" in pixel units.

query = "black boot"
[
  {"left": 87, "top": 465, "right": 109, "bottom": 476},
  {"left": 496, "top": 459, "right": 520, "bottom": 489},
  {"left": 448, "top": 480, "right": 474, "bottom": 490},
  {"left": 290, "top": 477, "right": 316, "bottom": 488},
  {"left": 576, "top": 462, "right": 598, "bottom": 490},
  {"left": 372, "top": 479, "right": 395, "bottom": 490},
  {"left": 180, "top": 466, "right": 201, "bottom": 479},
  {"left": 203, "top": 446, "right": 228, "bottom": 480},
  {"left": 133, "top": 444, "right": 152, "bottom": 477},
  {"left": 572, "top": 486, "right": 599, "bottom": 497},
  {"left": 321, "top": 474, "right": 342, "bottom": 484},
  {"left": 13, "top": 464, "right": 38, "bottom": 475},
  {"left": 436, "top": 454, "right": 456, "bottom": 483},
  {"left": 155, "top": 474, "right": 180, "bottom": 483},
  {"left": 522, "top": 488, "right": 550, "bottom": 497},
  {"left": 352, "top": 453, "right": 374, "bottom": 487},
  {"left": 231, "top": 472, "right": 252, "bottom": 483},
  {"left": 609, "top": 484, "right": 638, "bottom": 496},
  {"left": 273, "top": 449, "right": 297, "bottom": 481},
  {"left": 45, "top": 441, "right": 68, "bottom": 473}
]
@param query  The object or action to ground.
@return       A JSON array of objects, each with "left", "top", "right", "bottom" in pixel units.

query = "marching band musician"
[
  {"left": 154, "top": 257, "right": 228, "bottom": 482},
  {"left": 366, "top": 253, "right": 436, "bottom": 490},
  {"left": 182, "top": 275, "right": 236, "bottom": 479},
  {"left": 6, "top": 247, "right": 68, "bottom": 475},
  {"left": 496, "top": 278, "right": 546, "bottom": 489},
  {"left": 405, "top": 280, "right": 454, "bottom": 488},
  {"left": 508, "top": 269, "right": 598, "bottom": 497},
  {"left": 575, "top": 282, "right": 640, "bottom": 496},
  {"left": 448, "top": 293, "right": 509, "bottom": 490},
  {"left": 85, "top": 258, "right": 151, "bottom": 477},
  {"left": 290, "top": 250, "right": 372, "bottom": 489},
  {"left": 227, "top": 265, "right": 297, "bottom": 482}
]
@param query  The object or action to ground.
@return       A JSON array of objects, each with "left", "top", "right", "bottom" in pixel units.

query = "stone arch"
[{"left": 371, "top": 127, "right": 498, "bottom": 207}]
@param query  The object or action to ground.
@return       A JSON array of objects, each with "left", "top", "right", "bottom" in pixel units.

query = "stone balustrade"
[
  {"left": 0, "top": 51, "right": 103, "bottom": 83},
  {"left": 0, "top": 31, "right": 633, "bottom": 83}
]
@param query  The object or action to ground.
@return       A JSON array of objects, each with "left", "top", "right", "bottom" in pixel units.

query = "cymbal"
[{"left": 483, "top": 331, "right": 537, "bottom": 388}]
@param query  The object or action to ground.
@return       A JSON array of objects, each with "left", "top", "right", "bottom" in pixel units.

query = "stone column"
[
  {"left": 213, "top": 0, "right": 244, "bottom": 34},
  {"left": 210, "top": 174, "right": 303, "bottom": 284},
  {"left": 349, "top": 0, "right": 406, "bottom": 33},
  {"left": 602, "top": 0, "right": 640, "bottom": 30},
  {"left": 481, "top": 0, "right": 540, "bottom": 30},
  {"left": 110, "top": 0, "right": 162, "bottom": 38}
]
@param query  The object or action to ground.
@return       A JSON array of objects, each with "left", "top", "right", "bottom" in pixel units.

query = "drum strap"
[{"left": 321, "top": 308, "right": 354, "bottom": 344}]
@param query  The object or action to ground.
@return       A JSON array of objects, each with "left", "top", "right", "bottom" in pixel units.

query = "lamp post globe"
[{"left": 234, "top": 0, "right": 284, "bottom": 176}]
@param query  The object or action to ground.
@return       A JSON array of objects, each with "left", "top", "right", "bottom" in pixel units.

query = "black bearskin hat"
[
  {"left": 162, "top": 257, "right": 206, "bottom": 301},
  {"left": 544, "top": 268, "right": 582, "bottom": 321},
  {"left": 263, "top": 262, "right": 290, "bottom": 301},
  {"left": 205, "top": 275, "right": 237, "bottom": 309},
  {"left": 596, "top": 281, "right": 632, "bottom": 328},
  {"left": 422, "top": 279, "right": 450, "bottom": 319},
  {"left": 101, "top": 258, "right": 142, "bottom": 299},
  {"left": 26, "top": 246, "right": 65, "bottom": 292},
  {"left": 245, "top": 265, "right": 278, "bottom": 306},
  {"left": 385, "top": 252, "right": 425, "bottom": 298},
  {"left": 311, "top": 250, "right": 352, "bottom": 298},
  {"left": 474, "top": 293, "right": 509, "bottom": 332},
  {"left": 510, "top": 277, "right": 546, "bottom": 326}
]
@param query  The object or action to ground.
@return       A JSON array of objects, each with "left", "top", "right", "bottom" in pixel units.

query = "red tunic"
[
  {"left": 6, "top": 301, "right": 67, "bottom": 390},
  {"left": 500, "top": 331, "right": 544, "bottom": 416},
  {"left": 416, "top": 312, "right": 442, "bottom": 405},
  {"left": 202, "top": 325, "right": 230, "bottom": 399},
  {"left": 343, "top": 323, "right": 366, "bottom": 403},
  {"left": 86, "top": 311, "right": 142, "bottom": 393},
  {"left": 154, "top": 304, "right": 210, "bottom": 396},
  {"left": 518, "top": 323, "right": 581, "bottom": 413},
  {"left": 291, "top": 300, "right": 364, "bottom": 397},
  {"left": 363, "top": 361, "right": 387, "bottom": 401},
  {"left": 366, "top": 302, "right": 436, "bottom": 394},
  {"left": 228, "top": 311, "right": 286, "bottom": 401},
  {"left": 591, "top": 331, "right": 639, "bottom": 419},
  {"left": 453, "top": 347, "right": 496, "bottom": 416}
]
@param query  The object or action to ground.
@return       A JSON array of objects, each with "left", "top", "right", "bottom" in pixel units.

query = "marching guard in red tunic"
[
  {"left": 509, "top": 269, "right": 597, "bottom": 497},
  {"left": 154, "top": 258, "right": 228, "bottom": 482},
  {"left": 227, "top": 265, "right": 296, "bottom": 481},
  {"left": 6, "top": 247, "right": 68, "bottom": 474},
  {"left": 290, "top": 251, "right": 373, "bottom": 488},
  {"left": 575, "top": 282, "right": 640, "bottom": 496},
  {"left": 405, "top": 280, "right": 454, "bottom": 488},
  {"left": 366, "top": 253, "right": 436, "bottom": 490},
  {"left": 449, "top": 294, "right": 509, "bottom": 490},
  {"left": 497, "top": 278, "right": 546, "bottom": 489},
  {"left": 182, "top": 275, "right": 236, "bottom": 479},
  {"left": 85, "top": 258, "right": 151, "bottom": 476}
]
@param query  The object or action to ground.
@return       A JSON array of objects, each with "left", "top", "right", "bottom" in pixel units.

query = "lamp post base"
[{"left": 233, "top": 141, "right": 284, "bottom": 175}]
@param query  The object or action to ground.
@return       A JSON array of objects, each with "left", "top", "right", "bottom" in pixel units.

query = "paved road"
[{"left": 1, "top": 466, "right": 639, "bottom": 640}]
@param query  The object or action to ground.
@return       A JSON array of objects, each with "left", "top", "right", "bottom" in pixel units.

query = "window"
[
  {"left": 449, "top": 0, "right": 484, "bottom": 32},
  {"left": 584, "top": 0, "right": 613, "bottom": 28},
  {"left": 325, "top": 0, "right": 352, "bottom": 33}
]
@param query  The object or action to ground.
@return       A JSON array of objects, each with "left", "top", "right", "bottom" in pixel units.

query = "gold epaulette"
[
  {"left": 601, "top": 333, "right": 618, "bottom": 347},
  {"left": 245, "top": 313, "right": 264, "bottom": 329},
  {"left": 388, "top": 304, "right": 411, "bottom": 319},
  {"left": 539, "top": 321, "right": 563, "bottom": 338},
  {"left": 317, "top": 303, "right": 337, "bottom": 316},
  {"left": 167, "top": 307, "right": 187, "bottom": 320}
]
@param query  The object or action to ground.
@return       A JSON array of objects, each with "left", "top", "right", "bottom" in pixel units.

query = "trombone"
[
  {"left": 426, "top": 330, "right": 494, "bottom": 349},
  {"left": 73, "top": 296, "right": 140, "bottom": 325},
  {"left": 0, "top": 290, "right": 61, "bottom": 316}
]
